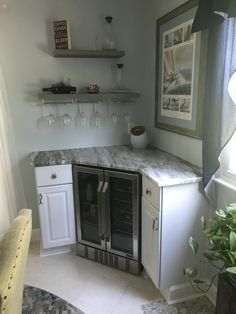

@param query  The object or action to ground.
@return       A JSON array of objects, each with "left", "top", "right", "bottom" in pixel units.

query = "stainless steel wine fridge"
[{"left": 73, "top": 165, "right": 141, "bottom": 274}]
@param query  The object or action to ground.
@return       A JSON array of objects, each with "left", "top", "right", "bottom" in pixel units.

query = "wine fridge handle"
[
  {"left": 97, "top": 181, "right": 103, "bottom": 193},
  {"left": 98, "top": 200, "right": 103, "bottom": 239},
  {"left": 97, "top": 180, "right": 104, "bottom": 240},
  {"left": 102, "top": 181, "right": 108, "bottom": 193}
]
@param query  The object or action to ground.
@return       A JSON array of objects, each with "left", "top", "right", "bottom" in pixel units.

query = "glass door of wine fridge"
[
  {"left": 73, "top": 166, "right": 105, "bottom": 249},
  {"left": 104, "top": 170, "right": 140, "bottom": 260}
]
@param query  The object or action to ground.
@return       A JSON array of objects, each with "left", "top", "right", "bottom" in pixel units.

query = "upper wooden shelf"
[
  {"left": 39, "top": 91, "right": 140, "bottom": 104},
  {"left": 53, "top": 49, "right": 125, "bottom": 59}
]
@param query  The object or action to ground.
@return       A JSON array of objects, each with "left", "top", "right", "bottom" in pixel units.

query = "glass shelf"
[
  {"left": 39, "top": 91, "right": 140, "bottom": 104},
  {"left": 53, "top": 49, "right": 125, "bottom": 59}
]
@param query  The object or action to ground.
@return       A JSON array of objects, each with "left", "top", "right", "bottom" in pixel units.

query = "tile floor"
[{"left": 25, "top": 242, "right": 163, "bottom": 314}]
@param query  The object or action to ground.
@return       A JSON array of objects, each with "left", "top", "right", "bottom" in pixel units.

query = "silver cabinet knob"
[{"left": 38, "top": 193, "right": 42, "bottom": 205}]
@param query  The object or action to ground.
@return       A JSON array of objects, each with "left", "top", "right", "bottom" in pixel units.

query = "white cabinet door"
[
  {"left": 160, "top": 183, "right": 208, "bottom": 288},
  {"left": 38, "top": 184, "right": 76, "bottom": 249},
  {"left": 141, "top": 197, "right": 160, "bottom": 287}
]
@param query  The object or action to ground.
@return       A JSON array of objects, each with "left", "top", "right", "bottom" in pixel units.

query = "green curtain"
[
  {"left": 202, "top": 18, "right": 236, "bottom": 187},
  {"left": 192, "top": 0, "right": 236, "bottom": 32}
]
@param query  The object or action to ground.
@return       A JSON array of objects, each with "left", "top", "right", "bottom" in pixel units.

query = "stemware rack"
[
  {"left": 53, "top": 49, "right": 125, "bottom": 59},
  {"left": 39, "top": 91, "right": 140, "bottom": 104}
]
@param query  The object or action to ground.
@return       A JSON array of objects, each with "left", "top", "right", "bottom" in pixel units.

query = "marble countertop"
[{"left": 30, "top": 145, "right": 202, "bottom": 187}]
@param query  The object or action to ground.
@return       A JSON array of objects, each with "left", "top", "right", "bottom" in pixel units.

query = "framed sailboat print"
[{"left": 155, "top": 0, "right": 207, "bottom": 139}]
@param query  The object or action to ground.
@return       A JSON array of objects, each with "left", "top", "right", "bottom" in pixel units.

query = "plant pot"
[
  {"left": 130, "top": 126, "right": 148, "bottom": 149},
  {"left": 228, "top": 272, "right": 236, "bottom": 289},
  {"left": 215, "top": 273, "right": 236, "bottom": 314}
]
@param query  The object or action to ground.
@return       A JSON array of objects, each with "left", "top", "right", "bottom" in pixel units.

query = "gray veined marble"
[{"left": 30, "top": 145, "right": 202, "bottom": 187}]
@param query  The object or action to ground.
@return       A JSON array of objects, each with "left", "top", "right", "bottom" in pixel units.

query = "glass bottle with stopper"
[
  {"left": 114, "top": 63, "right": 129, "bottom": 91},
  {"left": 102, "top": 16, "right": 116, "bottom": 50}
]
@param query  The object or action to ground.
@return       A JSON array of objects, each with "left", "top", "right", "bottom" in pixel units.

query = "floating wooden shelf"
[
  {"left": 53, "top": 49, "right": 125, "bottom": 59},
  {"left": 39, "top": 91, "right": 140, "bottom": 104}
]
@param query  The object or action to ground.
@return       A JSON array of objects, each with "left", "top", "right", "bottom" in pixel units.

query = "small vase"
[{"left": 130, "top": 126, "right": 148, "bottom": 149}]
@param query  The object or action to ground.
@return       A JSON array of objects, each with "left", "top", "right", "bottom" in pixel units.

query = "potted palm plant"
[{"left": 183, "top": 203, "right": 236, "bottom": 312}]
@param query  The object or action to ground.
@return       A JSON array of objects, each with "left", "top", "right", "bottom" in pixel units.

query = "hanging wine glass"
[
  {"left": 80, "top": 111, "right": 89, "bottom": 127},
  {"left": 109, "top": 101, "right": 119, "bottom": 126},
  {"left": 37, "top": 104, "right": 49, "bottom": 129},
  {"left": 59, "top": 103, "right": 73, "bottom": 127},
  {"left": 44, "top": 104, "right": 57, "bottom": 128},
  {"left": 75, "top": 105, "right": 82, "bottom": 128},
  {"left": 46, "top": 113, "right": 56, "bottom": 127},
  {"left": 61, "top": 113, "right": 73, "bottom": 126},
  {"left": 75, "top": 104, "right": 89, "bottom": 128},
  {"left": 124, "top": 112, "right": 130, "bottom": 123},
  {"left": 111, "top": 112, "right": 119, "bottom": 125},
  {"left": 90, "top": 103, "right": 103, "bottom": 128}
]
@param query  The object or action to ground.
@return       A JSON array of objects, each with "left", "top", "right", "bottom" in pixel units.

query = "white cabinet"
[
  {"left": 35, "top": 165, "right": 76, "bottom": 249},
  {"left": 141, "top": 175, "right": 207, "bottom": 289},
  {"left": 141, "top": 197, "right": 160, "bottom": 287}
]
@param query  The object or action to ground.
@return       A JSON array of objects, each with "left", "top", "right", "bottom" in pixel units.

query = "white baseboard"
[
  {"left": 30, "top": 229, "right": 75, "bottom": 257},
  {"left": 31, "top": 228, "right": 41, "bottom": 242},
  {"left": 160, "top": 283, "right": 205, "bottom": 305},
  {"left": 160, "top": 280, "right": 217, "bottom": 305},
  {"left": 40, "top": 244, "right": 74, "bottom": 257}
]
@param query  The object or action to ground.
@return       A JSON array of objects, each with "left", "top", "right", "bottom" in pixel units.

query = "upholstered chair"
[{"left": 0, "top": 209, "right": 32, "bottom": 314}]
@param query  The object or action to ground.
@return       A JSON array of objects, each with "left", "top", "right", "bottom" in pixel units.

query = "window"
[{"left": 219, "top": 129, "right": 236, "bottom": 181}]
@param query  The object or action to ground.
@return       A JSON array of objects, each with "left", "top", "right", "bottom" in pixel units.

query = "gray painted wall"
[
  {"left": 142, "top": 0, "right": 202, "bottom": 167},
  {"left": 0, "top": 0, "right": 146, "bottom": 228},
  {"left": 0, "top": 0, "right": 204, "bottom": 230}
]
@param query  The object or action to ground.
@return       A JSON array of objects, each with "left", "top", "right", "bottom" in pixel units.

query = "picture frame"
[{"left": 155, "top": 0, "right": 207, "bottom": 139}]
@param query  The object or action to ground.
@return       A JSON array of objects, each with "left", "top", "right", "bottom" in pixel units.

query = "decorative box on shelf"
[{"left": 54, "top": 20, "right": 71, "bottom": 50}]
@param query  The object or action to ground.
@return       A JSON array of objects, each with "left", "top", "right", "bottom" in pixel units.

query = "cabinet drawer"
[
  {"left": 35, "top": 164, "right": 72, "bottom": 187},
  {"left": 142, "top": 176, "right": 160, "bottom": 208}
]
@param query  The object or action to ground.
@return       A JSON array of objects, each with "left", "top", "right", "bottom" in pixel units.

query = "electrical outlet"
[{"left": 128, "top": 122, "right": 135, "bottom": 135}]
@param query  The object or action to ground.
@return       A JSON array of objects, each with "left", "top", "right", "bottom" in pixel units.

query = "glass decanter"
[
  {"left": 116, "top": 63, "right": 124, "bottom": 90},
  {"left": 102, "top": 16, "right": 116, "bottom": 50}
]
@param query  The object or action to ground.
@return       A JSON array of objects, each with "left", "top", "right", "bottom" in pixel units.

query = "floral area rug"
[
  {"left": 142, "top": 296, "right": 214, "bottom": 314},
  {"left": 22, "top": 285, "right": 85, "bottom": 314}
]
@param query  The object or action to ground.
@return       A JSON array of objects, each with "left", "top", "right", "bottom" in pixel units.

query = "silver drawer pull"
[
  {"left": 153, "top": 217, "right": 158, "bottom": 231},
  {"left": 146, "top": 188, "right": 152, "bottom": 195},
  {"left": 51, "top": 173, "right": 57, "bottom": 179}
]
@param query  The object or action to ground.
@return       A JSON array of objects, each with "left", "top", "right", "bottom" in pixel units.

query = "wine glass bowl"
[
  {"left": 45, "top": 113, "right": 56, "bottom": 127},
  {"left": 90, "top": 104, "right": 103, "bottom": 128},
  {"left": 61, "top": 113, "right": 73, "bottom": 126},
  {"left": 111, "top": 112, "right": 119, "bottom": 125},
  {"left": 95, "top": 111, "right": 103, "bottom": 128},
  {"left": 75, "top": 104, "right": 89, "bottom": 128},
  {"left": 80, "top": 111, "right": 89, "bottom": 127},
  {"left": 124, "top": 112, "right": 130, "bottom": 123}
]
